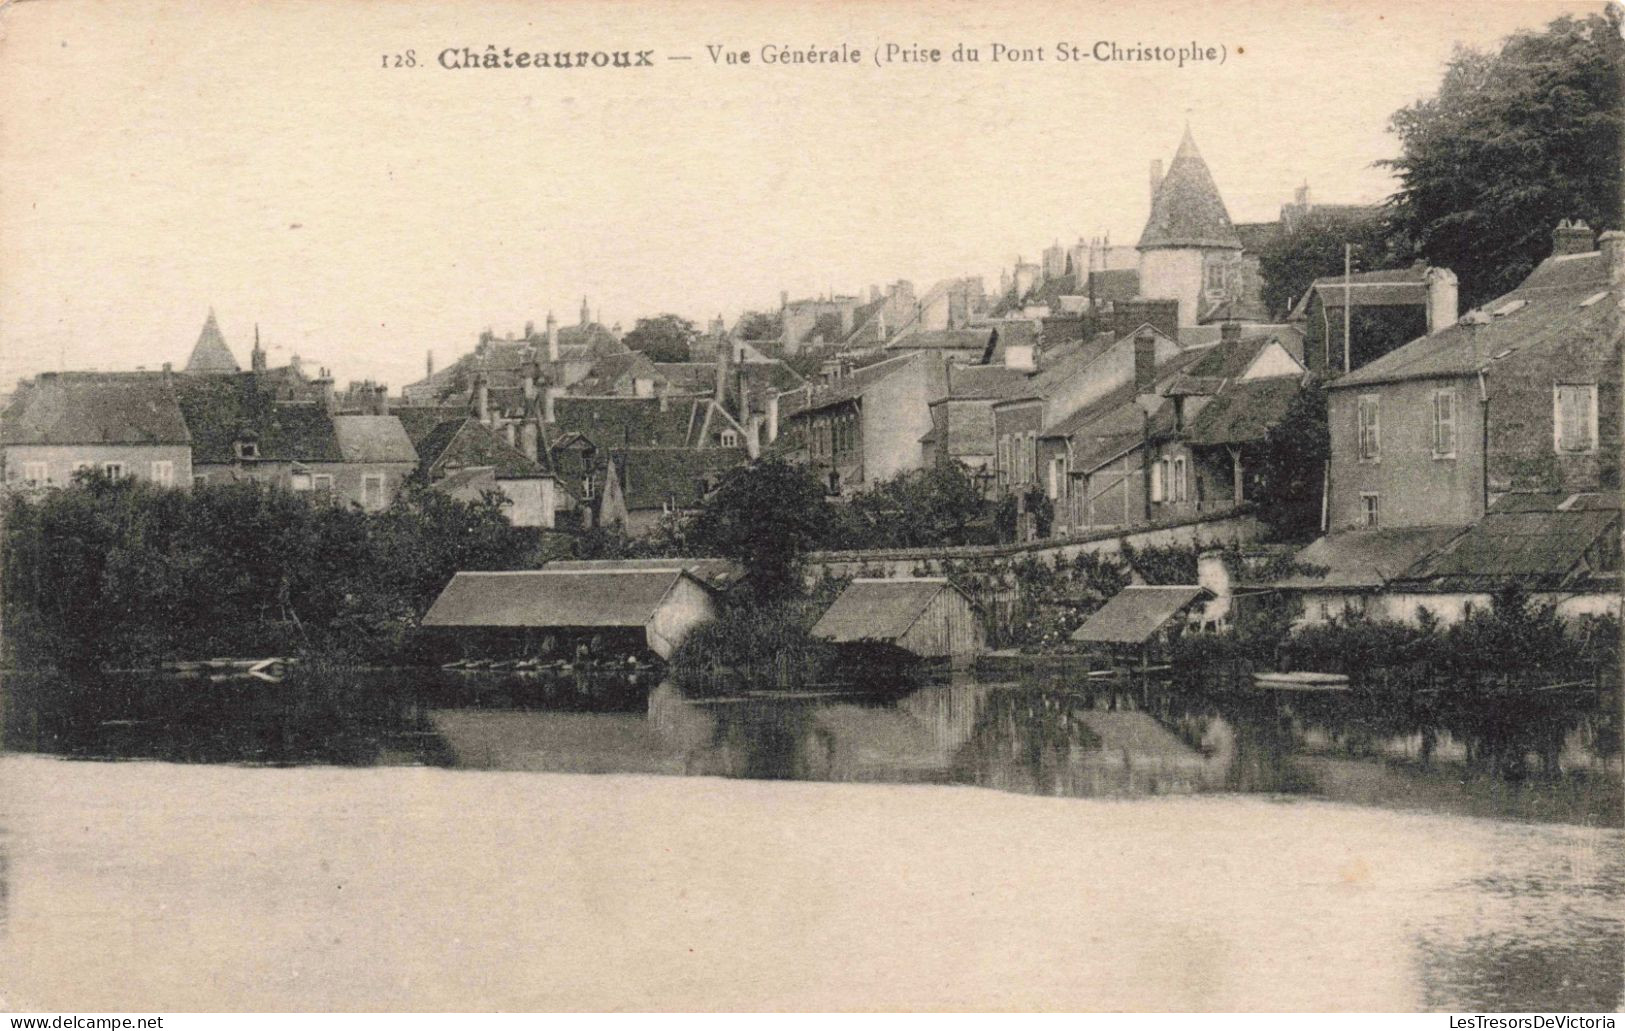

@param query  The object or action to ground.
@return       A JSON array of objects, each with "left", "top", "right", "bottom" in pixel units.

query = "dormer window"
[
  {"left": 720, "top": 430, "right": 739, "bottom": 447},
  {"left": 236, "top": 441, "right": 259, "bottom": 460}
]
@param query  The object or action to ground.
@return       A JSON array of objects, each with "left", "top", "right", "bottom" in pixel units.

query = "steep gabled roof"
[
  {"left": 415, "top": 417, "right": 551, "bottom": 480},
  {"left": 185, "top": 310, "right": 240, "bottom": 373},
  {"left": 1137, "top": 130, "right": 1242, "bottom": 251},
  {"left": 174, "top": 375, "right": 341, "bottom": 462},
  {"left": 332, "top": 415, "right": 417, "bottom": 464},
  {"left": 1, "top": 372, "right": 191, "bottom": 446},
  {"left": 1332, "top": 251, "right": 1617, "bottom": 390},
  {"left": 611, "top": 446, "right": 748, "bottom": 511},
  {"left": 1183, "top": 376, "right": 1304, "bottom": 447}
]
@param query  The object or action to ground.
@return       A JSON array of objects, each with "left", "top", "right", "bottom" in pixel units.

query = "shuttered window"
[
  {"left": 1432, "top": 389, "right": 1456, "bottom": 458},
  {"left": 1554, "top": 384, "right": 1597, "bottom": 453},
  {"left": 1150, "top": 459, "right": 1165, "bottom": 502},
  {"left": 1357, "top": 395, "right": 1381, "bottom": 461}
]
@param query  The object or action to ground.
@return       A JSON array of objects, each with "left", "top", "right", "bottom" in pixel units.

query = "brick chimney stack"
[
  {"left": 1551, "top": 219, "right": 1596, "bottom": 257},
  {"left": 1133, "top": 330, "right": 1157, "bottom": 396},
  {"left": 1424, "top": 267, "right": 1459, "bottom": 335}
]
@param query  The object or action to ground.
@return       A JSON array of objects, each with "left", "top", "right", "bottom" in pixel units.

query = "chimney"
[
  {"left": 473, "top": 371, "right": 490, "bottom": 424},
  {"left": 580, "top": 297, "right": 590, "bottom": 327},
  {"left": 1003, "top": 341, "right": 1036, "bottom": 372},
  {"left": 545, "top": 311, "right": 560, "bottom": 362},
  {"left": 520, "top": 419, "right": 539, "bottom": 462},
  {"left": 542, "top": 381, "right": 556, "bottom": 424},
  {"left": 1425, "top": 267, "right": 1459, "bottom": 335},
  {"left": 315, "top": 369, "right": 336, "bottom": 414},
  {"left": 523, "top": 360, "right": 539, "bottom": 402},
  {"left": 425, "top": 349, "right": 434, "bottom": 381},
  {"left": 1134, "top": 330, "right": 1157, "bottom": 395},
  {"left": 765, "top": 392, "right": 780, "bottom": 443},
  {"left": 1599, "top": 230, "right": 1625, "bottom": 284},
  {"left": 1551, "top": 219, "right": 1596, "bottom": 257},
  {"left": 1220, "top": 321, "right": 1241, "bottom": 345},
  {"left": 736, "top": 368, "right": 751, "bottom": 422},
  {"left": 715, "top": 334, "right": 731, "bottom": 405},
  {"left": 372, "top": 384, "right": 390, "bottom": 416},
  {"left": 779, "top": 290, "right": 789, "bottom": 311},
  {"left": 745, "top": 415, "right": 762, "bottom": 460},
  {"left": 1149, "top": 158, "right": 1164, "bottom": 202}
]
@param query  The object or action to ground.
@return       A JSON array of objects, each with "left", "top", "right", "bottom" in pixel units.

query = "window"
[
  {"left": 1151, "top": 459, "right": 1166, "bottom": 502},
  {"left": 312, "top": 474, "right": 334, "bottom": 496},
  {"left": 291, "top": 471, "right": 312, "bottom": 492},
  {"left": 1204, "top": 262, "right": 1226, "bottom": 292},
  {"left": 1361, "top": 493, "right": 1380, "bottom": 528},
  {"left": 1554, "top": 384, "right": 1598, "bottom": 454},
  {"left": 102, "top": 461, "right": 126, "bottom": 479},
  {"left": 361, "top": 473, "right": 386, "bottom": 511},
  {"left": 22, "top": 462, "right": 47, "bottom": 485},
  {"left": 1357, "top": 395, "right": 1381, "bottom": 462},
  {"left": 720, "top": 430, "right": 739, "bottom": 448},
  {"left": 1431, "top": 389, "right": 1456, "bottom": 458},
  {"left": 1048, "top": 456, "right": 1065, "bottom": 500},
  {"left": 150, "top": 460, "right": 175, "bottom": 487},
  {"left": 1027, "top": 434, "right": 1038, "bottom": 485},
  {"left": 236, "top": 441, "right": 259, "bottom": 460},
  {"left": 1173, "top": 456, "right": 1188, "bottom": 503},
  {"left": 998, "top": 436, "right": 1010, "bottom": 485}
]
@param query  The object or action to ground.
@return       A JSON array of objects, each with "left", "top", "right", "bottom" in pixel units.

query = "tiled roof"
[
  {"left": 393, "top": 406, "right": 468, "bottom": 445},
  {"left": 1137, "top": 130, "right": 1242, "bottom": 251},
  {"left": 1088, "top": 268, "right": 1141, "bottom": 305},
  {"left": 415, "top": 417, "right": 550, "bottom": 479},
  {"left": 546, "top": 557, "right": 746, "bottom": 592},
  {"left": 1272, "top": 527, "right": 1469, "bottom": 590},
  {"left": 1039, "top": 347, "right": 1215, "bottom": 472},
  {"left": 942, "top": 363, "right": 1029, "bottom": 399},
  {"left": 568, "top": 351, "right": 663, "bottom": 394},
  {"left": 185, "top": 311, "right": 240, "bottom": 373},
  {"left": 1332, "top": 251, "right": 1617, "bottom": 390},
  {"left": 1398, "top": 499, "right": 1620, "bottom": 591},
  {"left": 611, "top": 446, "right": 749, "bottom": 511},
  {"left": 811, "top": 578, "right": 966, "bottom": 643},
  {"left": 332, "top": 415, "right": 418, "bottom": 464},
  {"left": 549, "top": 396, "right": 714, "bottom": 449},
  {"left": 1, "top": 372, "right": 192, "bottom": 446},
  {"left": 1071, "top": 585, "right": 1209, "bottom": 644},
  {"left": 1182, "top": 376, "right": 1304, "bottom": 447},
  {"left": 422, "top": 569, "right": 703, "bottom": 628},
  {"left": 174, "top": 376, "right": 342, "bottom": 463}
]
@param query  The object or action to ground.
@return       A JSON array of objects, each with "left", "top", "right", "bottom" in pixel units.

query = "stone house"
[
  {"left": 1, "top": 371, "right": 193, "bottom": 490},
  {"left": 786, "top": 350, "right": 948, "bottom": 495},
  {"left": 1323, "top": 226, "right": 1621, "bottom": 534},
  {"left": 396, "top": 408, "right": 561, "bottom": 528}
]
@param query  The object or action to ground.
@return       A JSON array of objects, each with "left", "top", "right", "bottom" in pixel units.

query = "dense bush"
[
  {"left": 2, "top": 473, "right": 540, "bottom": 670},
  {"left": 666, "top": 597, "right": 837, "bottom": 694}
]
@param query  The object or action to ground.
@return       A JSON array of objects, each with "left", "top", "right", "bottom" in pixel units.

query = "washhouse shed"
[
  {"left": 421, "top": 569, "right": 720, "bottom": 660},
  {"left": 1071, "top": 585, "right": 1213, "bottom": 666},
  {"left": 811, "top": 577, "right": 986, "bottom": 661}
]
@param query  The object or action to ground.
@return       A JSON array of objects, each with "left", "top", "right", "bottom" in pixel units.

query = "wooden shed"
[
  {"left": 1071, "top": 585, "right": 1212, "bottom": 667},
  {"left": 812, "top": 577, "right": 986, "bottom": 661},
  {"left": 421, "top": 569, "right": 719, "bottom": 660}
]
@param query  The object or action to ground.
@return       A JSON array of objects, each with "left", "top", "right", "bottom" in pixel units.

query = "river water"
[{"left": 0, "top": 669, "right": 1619, "bottom": 1011}]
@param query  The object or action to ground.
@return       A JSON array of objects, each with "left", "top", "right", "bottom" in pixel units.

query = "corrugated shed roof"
[
  {"left": 1272, "top": 527, "right": 1468, "bottom": 590},
  {"left": 1136, "top": 130, "right": 1242, "bottom": 251},
  {"left": 1398, "top": 508, "right": 1619, "bottom": 590},
  {"left": 1183, "top": 376, "right": 1304, "bottom": 446},
  {"left": 1071, "top": 586, "right": 1209, "bottom": 644},
  {"left": 332, "top": 415, "right": 418, "bottom": 464},
  {"left": 422, "top": 569, "right": 699, "bottom": 628},
  {"left": 1, "top": 372, "right": 191, "bottom": 446},
  {"left": 1333, "top": 251, "right": 1617, "bottom": 390},
  {"left": 185, "top": 311, "right": 240, "bottom": 373},
  {"left": 812, "top": 578, "right": 963, "bottom": 643},
  {"left": 175, "top": 377, "right": 342, "bottom": 462}
]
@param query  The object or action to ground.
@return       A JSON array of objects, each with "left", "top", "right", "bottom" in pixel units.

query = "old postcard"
[{"left": 0, "top": 0, "right": 1620, "bottom": 1016}]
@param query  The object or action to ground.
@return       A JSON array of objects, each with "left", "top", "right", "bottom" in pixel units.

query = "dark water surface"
[{"left": 0, "top": 669, "right": 1620, "bottom": 1010}]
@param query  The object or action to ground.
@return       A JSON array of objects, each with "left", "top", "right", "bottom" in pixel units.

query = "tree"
[
  {"left": 622, "top": 314, "right": 697, "bottom": 362},
  {"left": 1256, "top": 209, "right": 1395, "bottom": 320},
  {"left": 1251, "top": 380, "right": 1331, "bottom": 541},
  {"left": 1382, "top": 11, "right": 1623, "bottom": 308},
  {"left": 735, "top": 310, "right": 781, "bottom": 341},
  {"left": 846, "top": 458, "right": 995, "bottom": 547},
  {"left": 687, "top": 459, "right": 840, "bottom": 600}
]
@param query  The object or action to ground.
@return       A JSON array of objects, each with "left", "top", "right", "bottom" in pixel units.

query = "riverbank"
[{"left": 1, "top": 755, "right": 1619, "bottom": 1011}]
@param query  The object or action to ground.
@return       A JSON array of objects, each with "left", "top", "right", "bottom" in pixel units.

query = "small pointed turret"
[{"left": 185, "top": 308, "right": 240, "bottom": 373}]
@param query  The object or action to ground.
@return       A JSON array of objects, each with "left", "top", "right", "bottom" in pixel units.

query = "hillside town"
[{"left": 4, "top": 121, "right": 1619, "bottom": 669}]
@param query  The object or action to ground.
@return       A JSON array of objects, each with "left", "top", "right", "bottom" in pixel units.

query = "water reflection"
[{"left": 1, "top": 668, "right": 1619, "bottom": 826}]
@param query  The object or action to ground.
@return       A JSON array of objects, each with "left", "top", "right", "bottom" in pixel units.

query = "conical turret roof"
[
  {"left": 1137, "top": 129, "right": 1242, "bottom": 251},
  {"left": 185, "top": 309, "right": 240, "bottom": 373}
]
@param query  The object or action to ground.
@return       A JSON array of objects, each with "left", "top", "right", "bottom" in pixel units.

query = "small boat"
[{"left": 1253, "top": 671, "right": 1351, "bottom": 692}]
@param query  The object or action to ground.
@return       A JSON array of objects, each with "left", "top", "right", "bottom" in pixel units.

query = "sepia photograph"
[{"left": 0, "top": 0, "right": 1620, "bottom": 1016}]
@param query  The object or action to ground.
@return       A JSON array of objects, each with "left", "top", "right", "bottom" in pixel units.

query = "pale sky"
[{"left": 0, "top": 0, "right": 1602, "bottom": 390}]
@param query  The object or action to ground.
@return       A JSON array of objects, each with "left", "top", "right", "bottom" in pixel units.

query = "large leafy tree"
[
  {"left": 1256, "top": 209, "right": 1395, "bottom": 320},
  {"left": 687, "top": 459, "right": 840, "bottom": 600},
  {"left": 622, "top": 314, "right": 697, "bottom": 362},
  {"left": 1382, "top": 11, "right": 1623, "bottom": 308}
]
